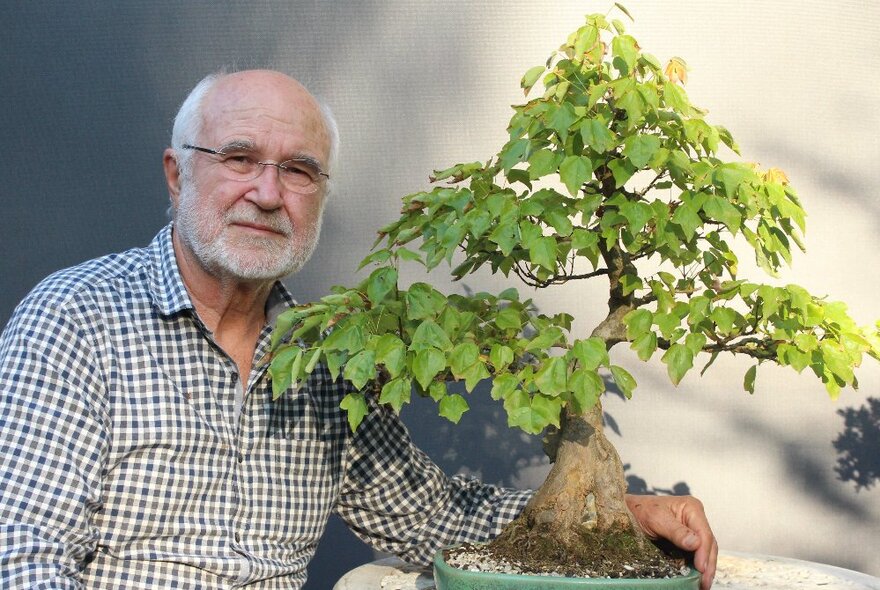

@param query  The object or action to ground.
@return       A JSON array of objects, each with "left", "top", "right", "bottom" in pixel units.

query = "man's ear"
[{"left": 163, "top": 148, "right": 182, "bottom": 210}]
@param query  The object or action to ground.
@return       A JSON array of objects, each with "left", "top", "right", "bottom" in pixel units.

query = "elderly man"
[{"left": 0, "top": 70, "right": 717, "bottom": 589}]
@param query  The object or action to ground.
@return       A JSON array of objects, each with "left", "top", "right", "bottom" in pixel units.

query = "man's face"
[{"left": 173, "top": 71, "right": 331, "bottom": 282}]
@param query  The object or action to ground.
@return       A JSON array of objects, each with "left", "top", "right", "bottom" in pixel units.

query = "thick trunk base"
[{"left": 476, "top": 403, "right": 685, "bottom": 579}]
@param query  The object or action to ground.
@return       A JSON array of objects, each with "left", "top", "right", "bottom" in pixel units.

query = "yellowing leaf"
[
  {"left": 763, "top": 167, "right": 790, "bottom": 185},
  {"left": 665, "top": 57, "right": 688, "bottom": 85}
]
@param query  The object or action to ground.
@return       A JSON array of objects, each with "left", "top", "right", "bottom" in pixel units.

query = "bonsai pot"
[{"left": 433, "top": 549, "right": 700, "bottom": 590}]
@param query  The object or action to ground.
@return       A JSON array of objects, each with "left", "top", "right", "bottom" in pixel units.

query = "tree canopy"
[{"left": 269, "top": 9, "right": 880, "bottom": 434}]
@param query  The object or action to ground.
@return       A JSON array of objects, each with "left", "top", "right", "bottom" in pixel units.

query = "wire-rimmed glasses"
[{"left": 182, "top": 144, "right": 329, "bottom": 194}]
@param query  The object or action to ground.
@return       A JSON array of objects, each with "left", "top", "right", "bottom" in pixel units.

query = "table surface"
[{"left": 333, "top": 551, "right": 880, "bottom": 590}]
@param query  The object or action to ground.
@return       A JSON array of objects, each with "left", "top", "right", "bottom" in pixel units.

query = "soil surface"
[{"left": 445, "top": 540, "right": 692, "bottom": 580}]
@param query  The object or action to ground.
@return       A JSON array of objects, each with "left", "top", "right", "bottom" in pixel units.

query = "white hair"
[{"left": 169, "top": 69, "right": 340, "bottom": 189}]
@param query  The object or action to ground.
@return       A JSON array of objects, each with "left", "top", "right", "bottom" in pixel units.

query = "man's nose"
[{"left": 248, "top": 163, "right": 285, "bottom": 209}]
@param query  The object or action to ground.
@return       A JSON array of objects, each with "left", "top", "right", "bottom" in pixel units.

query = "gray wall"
[{"left": 2, "top": 1, "right": 878, "bottom": 585}]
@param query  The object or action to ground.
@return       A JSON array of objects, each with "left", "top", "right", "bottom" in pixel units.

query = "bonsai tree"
[{"left": 268, "top": 7, "right": 880, "bottom": 576}]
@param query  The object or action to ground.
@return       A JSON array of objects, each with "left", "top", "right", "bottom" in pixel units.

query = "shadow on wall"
[{"left": 834, "top": 396, "right": 880, "bottom": 492}]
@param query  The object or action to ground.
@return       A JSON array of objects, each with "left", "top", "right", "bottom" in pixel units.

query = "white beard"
[{"left": 173, "top": 180, "right": 323, "bottom": 281}]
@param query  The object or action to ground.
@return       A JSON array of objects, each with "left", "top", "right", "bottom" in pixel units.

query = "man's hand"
[{"left": 626, "top": 494, "right": 717, "bottom": 590}]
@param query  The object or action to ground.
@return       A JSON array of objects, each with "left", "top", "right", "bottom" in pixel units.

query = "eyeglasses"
[{"left": 182, "top": 144, "right": 329, "bottom": 194}]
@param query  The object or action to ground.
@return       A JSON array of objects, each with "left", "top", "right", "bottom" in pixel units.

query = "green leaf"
[
  {"left": 620, "top": 274, "right": 643, "bottom": 297},
  {"left": 610, "top": 365, "right": 637, "bottom": 399},
  {"left": 509, "top": 394, "right": 562, "bottom": 434},
  {"left": 671, "top": 203, "right": 701, "bottom": 241},
  {"left": 711, "top": 307, "right": 737, "bottom": 335},
  {"left": 528, "top": 149, "right": 561, "bottom": 180},
  {"left": 654, "top": 312, "right": 680, "bottom": 340},
  {"left": 535, "top": 356, "right": 568, "bottom": 397},
  {"left": 549, "top": 103, "right": 579, "bottom": 140},
  {"left": 688, "top": 296, "right": 711, "bottom": 326},
  {"left": 500, "top": 138, "right": 530, "bottom": 172},
  {"left": 323, "top": 323, "right": 366, "bottom": 354},
  {"left": 614, "top": 2, "right": 634, "bottom": 21},
  {"left": 820, "top": 340, "right": 854, "bottom": 385},
  {"left": 269, "top": 345, "right": 303, "bottom": 398},
  {"left": 491, "top": 373, "right": 520, "bottom": 400},
  {"left": 366, "top": 266, "right": 398, "bottom": 305},
  {"left": 340, "top": 392, "right": 369, "bottom": 432},
  {"left": 622, "top": 135, "right": 661, "bottom": 169},
  {"left": 490, "top": 344, "right": 514, "bottom": 370},
  {"left": 661, "top": 344, "right": 694, "bottom": 385},
  {"left": 449, "top": 342, "right": 480, "bottom": 378},
  {"left": 412, "top": 347, "right": 446, "bottom": 390},
  {"left": 616, "top": 89, "right": 645, "bottom": 127},
  {"left": 529, "top": 236, "right": 558, "bottom": 271},
  {"left": 618, "top": 201, "right": 653, "bottom": 233},
  {"left": 395, "top": 246, "right": 425, "bottom": 265},
  {"left": 580, "top": 119, "right": 617, "bottom": 153},
  {"left": 494, "top": 307, "right": 523, "bottom": 331},
  {"left": 624, "top": 309, "right": 653, "bottom": 340},
  {"left": 521, "top": 65, "right": 546, "bottom": 94},
  {"left": 375, "top": 334, "right": 407, "bottom": 378},
  {"left": 488, "top": 219, "right": 520, "bottom": 257},
  {"left": 461, "top": 361, "right": 491, "bottom": 392},
  {"left": 546, "top": 209, "right": 574, "bottom": 236},
  {"left": 744, "top": 365, "right": 757, "bottom": 394},
  {"left": 714, "top": 163, "right": 754, "bottom": 200},
  {"left": 525, "top": 327, "right": 565, "bottom": 352},
  {"left": 325, "top": 349, "right": 347, "bottom": 381},
  {"left": 439, "top": 394, "right": 470, "bottom": 424},
  {"left": 685, "top": 332, "right": 708, "bottom": 356},
  {"left": 343, "top": 349, "right": 376, "bottom": 390},
  {"left": 702, "top": 195, "right": 742, "bottom": 234},
  {"left": 379, "top": 376, "right": 412, "bottom": 412},
  {"left": 411, "top": 320, "right": 453, "bottom": 351},
  {"left": 405, "top": 282, "right": 446, "bottom": 320},
  {"left": 428, "top": 381, "right": 447, "bottom": 401},
  {"left": 358, "top": 248, "right": 393, "bottom": 270},
  {"left": 608, "top": 159, "right": 636, "bottom": 188},
  {"left": 571, "top": 338, "right": 609, "bottom": 370},
  {"left": 574, "top": 23, "right": 600, "bottom": 56},
  {"left": 663, "top": 82, "right": 690, "bottom": 114},
  {"left": 569, "top": 368, "right": 604, "bottom": 412},
  {"left": 559, "top": 155, "right": 593, "bottom": 196},
  {"left": 611, "top": 34, "right": 639, "bottom": 73},
  {"left": 304, "top": 348, "right": 321, "bottom": 374},
  {"left": 271, "top": 308, "right": 307, "bottom": 349},
  {"left": 631, "top": 332, "right": 658, "bottom": 361}
]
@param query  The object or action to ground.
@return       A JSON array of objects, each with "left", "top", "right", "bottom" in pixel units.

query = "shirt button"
[
  {"left": 237, "top": 453, "right": 244, "bottom": 463},
  {"left": 234, "top": 532, "right": 241, "bottom": 543}
]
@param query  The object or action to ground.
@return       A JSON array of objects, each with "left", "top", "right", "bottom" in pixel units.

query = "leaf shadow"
[{"left": 833, "top": 396, "right": 880, "bottom": 492}]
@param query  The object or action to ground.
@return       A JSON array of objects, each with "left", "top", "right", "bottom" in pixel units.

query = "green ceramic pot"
[{"left": 433, "top": 550, "right": 701, "bottom": 590}]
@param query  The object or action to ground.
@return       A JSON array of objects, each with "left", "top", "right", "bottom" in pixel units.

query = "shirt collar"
[
  {"left": 148, "top": 222, "right": 297, "bottom": 319},
  {"left": 149, "top": 223, "right": 193, "bottom": 316}
]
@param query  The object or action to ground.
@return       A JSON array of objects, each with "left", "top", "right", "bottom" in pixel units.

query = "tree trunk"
[{"left": 488, "top": 398, "right": 652, "bottom": 567}]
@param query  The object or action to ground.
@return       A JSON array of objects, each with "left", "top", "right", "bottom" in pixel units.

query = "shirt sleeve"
[
  {"left": 334, "top": 400, "right": 533, "bottom": 566},
  {"left": 0, "top": 298, "right": 108, "bottom": 589}
]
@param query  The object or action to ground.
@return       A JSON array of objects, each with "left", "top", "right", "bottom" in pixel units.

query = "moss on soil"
[{"left": 451, "top": 523, "right": 689, "bottom": 579}]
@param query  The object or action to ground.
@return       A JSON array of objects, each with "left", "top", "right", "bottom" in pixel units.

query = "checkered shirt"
[{"left": 0, "top": 224, "right": 532, "bottom": 589}]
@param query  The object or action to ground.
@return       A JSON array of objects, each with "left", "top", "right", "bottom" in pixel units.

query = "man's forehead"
[{"left": 201, "top": 72, "right": 330, "bottom": 158}]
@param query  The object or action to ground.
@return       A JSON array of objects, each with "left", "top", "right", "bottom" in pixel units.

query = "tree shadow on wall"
[
  {"left": 404, "top": 377, "right": 691, "bottom": 495},
  {"left": 833, "top": 396, "right": 880, "bottom": 492}
]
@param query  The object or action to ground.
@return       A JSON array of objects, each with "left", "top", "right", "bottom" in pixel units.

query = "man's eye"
[
  {"left": 279, "top": 162, "right": 316, "bottom": 182},
  {"left": 224, "top": 154, "right": 254, "bottom": 164},
  {"left": 221, "top": 154, "right": 257, "bottom": 172}
]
